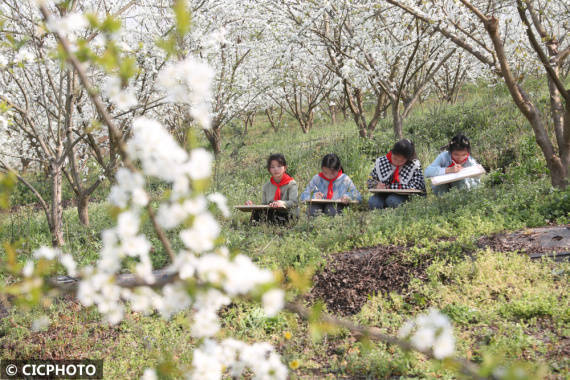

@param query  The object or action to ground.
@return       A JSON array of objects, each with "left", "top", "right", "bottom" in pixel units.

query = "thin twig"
[{"left": 285, "top": 301, "right": 487, "bottom": 380}]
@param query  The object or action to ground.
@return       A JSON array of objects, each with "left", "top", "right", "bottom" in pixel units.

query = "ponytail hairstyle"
[
  {"left": 266, "top": 153, "right": 287, "bottom": 170},
  {"left": 447, "top": 134, "right": 471, "bottom": 153},
  {"left": 321, "top": 153, "right": 344, "bottom": 173},
  {"left": 391, "top": 138, "right": 417, "bottom": 161}
]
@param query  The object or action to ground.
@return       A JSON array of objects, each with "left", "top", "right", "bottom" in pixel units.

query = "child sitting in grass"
[
  {"left": 425, "top": 134, "right": 481, "bottom": 195},
  {"left": 245, "top": 153, "right": 299, "bottom": 224},
  {"left": 300, "top": 153, "right": 361, "bottom": 216},
  {"left": 367, "top": 138, "right": 426, "bottom": 209}
]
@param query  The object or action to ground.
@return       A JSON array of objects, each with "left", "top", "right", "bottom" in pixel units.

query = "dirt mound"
[
  {"left": 309, "top": 246, "right": 429, "bottom": 315},
  {"left": 477, "top": 225, "right": 570, "bottom": 260}
]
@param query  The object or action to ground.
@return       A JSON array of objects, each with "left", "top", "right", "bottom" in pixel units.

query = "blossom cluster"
[
  {"left": 25, "top": 246, "right": 78, "bottom": 278},
  {"left": 398, "top": 308, "right": 455, "bottom": 359},
  {"left": 101, "top": 76, "right": 138, "bottom": 111},
  {"left": 45, "top": 12, "right": 88, "bottom": 40},
  {"left": 157, "top": 56, "right": 214, "bottom": 128},
  {"left": 142, "top": 339, "right": 286, "bottom": 380}
]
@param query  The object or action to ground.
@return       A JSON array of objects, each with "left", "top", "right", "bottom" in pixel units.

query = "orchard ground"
[{"left": 1, "top": 81, "right": 569, "bottom": 378}]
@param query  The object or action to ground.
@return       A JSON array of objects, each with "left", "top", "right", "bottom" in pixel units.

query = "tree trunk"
[
  {"left": 391, "top": 102, "right": 403, "bottom": 140},
  {"left": 242, "top": 113, "right": 255, "bottom": 136},
  {"left": 266, "top": 107, "right": 283, "bottom": 132},
  {"left": 204, "top": 126, "right": 222, "bottom": 156},
  {"left": 50, "top": 162, "right": 64, "bottom": 247},
  {"left": 298, "top": 110, "right": 314, "bottom": 134},
  {"left": 484, "top": 16, "right": 568, "bottom": 189},
  {"left": 546, "top": 157, "right": 568, "bottom": 189},
  {"left": 328, "top": 104, "right": 337, "bottom": 124},
  {"left": 307, "top": 110, "right": 314, "bottom": 132},
  {"left": 78, "top": 194, "right": 90, "bottom": 227},
  {"left": 357, "top": 126, "right": 368, "bottom": 139}
]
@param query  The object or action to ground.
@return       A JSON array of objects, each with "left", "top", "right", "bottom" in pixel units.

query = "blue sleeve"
[
  {"left": 344, "top": 176, "right": 362, "bottom": 202},
  {"left": 300, "top": 176, "right": 318, "bottom": 201},
  {"left": 425, "top": 152, "right": 448, "bottom": 178}
]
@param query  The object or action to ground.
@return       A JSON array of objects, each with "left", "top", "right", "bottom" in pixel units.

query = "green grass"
[{"left": 1, "top": 80, "right": 569, "bottom": 378}]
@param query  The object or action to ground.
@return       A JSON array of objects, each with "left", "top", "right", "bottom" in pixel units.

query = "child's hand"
[
  {"left": 376, "top": 182, "right": 386, "bottom": 189},
  {"left": 245, "top": 200, "right": 253, "bottom": 205},
  {"left": 445, "top": 165, "right": 462, "bottom": 174},
  {"left": 270, "top": 200, "right": 286, "bottom": 208},
  {"left": 314, "top": 192, "right": 324, "bottom": 199},
  {"left": 340, "top": 195, "right": 351, "bottom": 203}
]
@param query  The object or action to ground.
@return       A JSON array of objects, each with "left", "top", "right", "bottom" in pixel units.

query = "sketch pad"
[
  {"left": 369, "top": 188, "right": 423, "bottom": 194},
  {"left": 234, "top": 205, "right": 285, "bottom": 212},
  {"left": 429, "top": 164, "right": 486, "bottom": 186},
  {"left": 303, "top": 199, "right": 359, "bottom": 204}
]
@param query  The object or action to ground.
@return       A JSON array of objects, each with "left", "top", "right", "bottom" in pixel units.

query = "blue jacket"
[
  {"left": 300, "top": 173, "right": 362, "bottom": 202},
  {"left": 425, "top": 151, "right": 481, "bottom": 187}
]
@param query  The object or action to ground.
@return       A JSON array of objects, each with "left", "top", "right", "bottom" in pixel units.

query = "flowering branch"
[{"left": 285, "top": 301, "right": 487, "bottom": 380}]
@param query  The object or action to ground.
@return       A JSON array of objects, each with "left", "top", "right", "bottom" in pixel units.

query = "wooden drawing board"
[
  {"left": 429, "top": 164, "right": 486, "bottom": 186},
  {"left": 302, "top": 199, "right": 359, "bottom": 204},
  {"left": 369, "top": 188, "right": 423, "bottom": 194},
  {"left": 234, "top": 205, "right": 285, "bottom": 212}
]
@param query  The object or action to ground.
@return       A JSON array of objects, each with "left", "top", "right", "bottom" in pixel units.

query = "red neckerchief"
[
  {"left": 270, "top": 173, "right": 293, "bottom": 201},
  {"left": 386, "top": 151, "right": 402, "bottom": 189},
  {"left": 448, "top": 154, "right": 469, "bottom": 167},
  {"left": 318, "top": 170, "right": 343, "bottom": 199}
]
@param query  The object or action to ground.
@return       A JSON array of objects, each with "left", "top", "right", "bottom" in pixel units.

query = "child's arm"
[
  {"left": 424, "top": 152, "right": 448, "bottom": 178},
  {"left": 261, "top": 181, "right": 274, "bottom": 205},
  {"left": 343, "top": 177, "right": 362, "bottom": 201},
  {"left": 299, "top": 176, "right": 317, "bottom": 201},
  {"left": 262, "top": 186, "right": 268, "bottom": 205},
  {"left": 366, "top": 161, "right": 380, "bottom": 189},
  {"left": 283, "top": 182, "right": 299, "bottom": 208},
  {"left": 407, "top": 165, "right": 426, "bottom": 191}
]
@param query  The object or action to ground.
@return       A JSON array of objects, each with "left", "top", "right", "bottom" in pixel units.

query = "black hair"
[
  {"left": 447, "top": 134, "right": 471, "bottom": 153},
  {"left": 321, "top": 153, "right": 343, "bottom": 172},
  {"left": 266, "top": 153, "right": 287, "bottom": 169},
  {"left": 391, "top": 138, "right": 417, "bottom": 161}
]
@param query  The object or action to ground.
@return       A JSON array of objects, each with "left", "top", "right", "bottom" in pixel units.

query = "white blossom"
[
  {"left": 22, "top": 260, "right": 34, "bottom": 277},
  {"left": 46, "top": 13, "right": 88, "bottom": 36},
  {"left": 180, "top": 213, "right": 220, "bottom": 253},
  {"left": 262, "top": 289, "right": 284, "bottom": 317},
  {"left": 33, "top": 246, "right": 59, "bottom": 260},
  {"left": 188, "top": 148, "right": 213, "bottom": 180},
  {"left": 207, "top": 193, "right": 230, "bottom": 217},
  {"left": 398, "top": 308, "right": 455, "bottom": 359},
  {"left": 140, "top": 368, "right": 157, "bottom": 380},
  {"left": 59, "top": 253, "right": 77, "bottom": 277}
]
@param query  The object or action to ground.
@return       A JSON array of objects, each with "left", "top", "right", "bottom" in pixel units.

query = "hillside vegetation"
[{"left": 1, "top": 81, "right": 569, "bottom": 379}]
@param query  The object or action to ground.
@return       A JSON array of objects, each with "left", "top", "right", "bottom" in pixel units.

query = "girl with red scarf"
[
  {"left": 367, "top": 139, "right": 426, "bottom": 210},
  {"left": 424, "top": 134, "right": 481, "bottom": 195},
  {"left": 300, "top": 154, "right": 362, "bottom": 216},
  {"left": 245, "top": 153, "right": 299, "bottom": 224}
]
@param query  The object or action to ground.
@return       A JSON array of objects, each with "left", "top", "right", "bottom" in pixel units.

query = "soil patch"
[
  {"left": 309, "top": 245, "right": 429, "bottom": 315},
  {"left": 477, "top": 225, "right": 570, "bottom": 260}
]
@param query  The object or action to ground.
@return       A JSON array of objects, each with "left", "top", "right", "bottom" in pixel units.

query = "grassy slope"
[{"left": 1, "top": 80, "right": 569, "bottom": 378}]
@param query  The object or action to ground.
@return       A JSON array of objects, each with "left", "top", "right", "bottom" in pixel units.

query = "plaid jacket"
[{"left": 367, "top": 156, "right": 426, "bottom": 191}]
